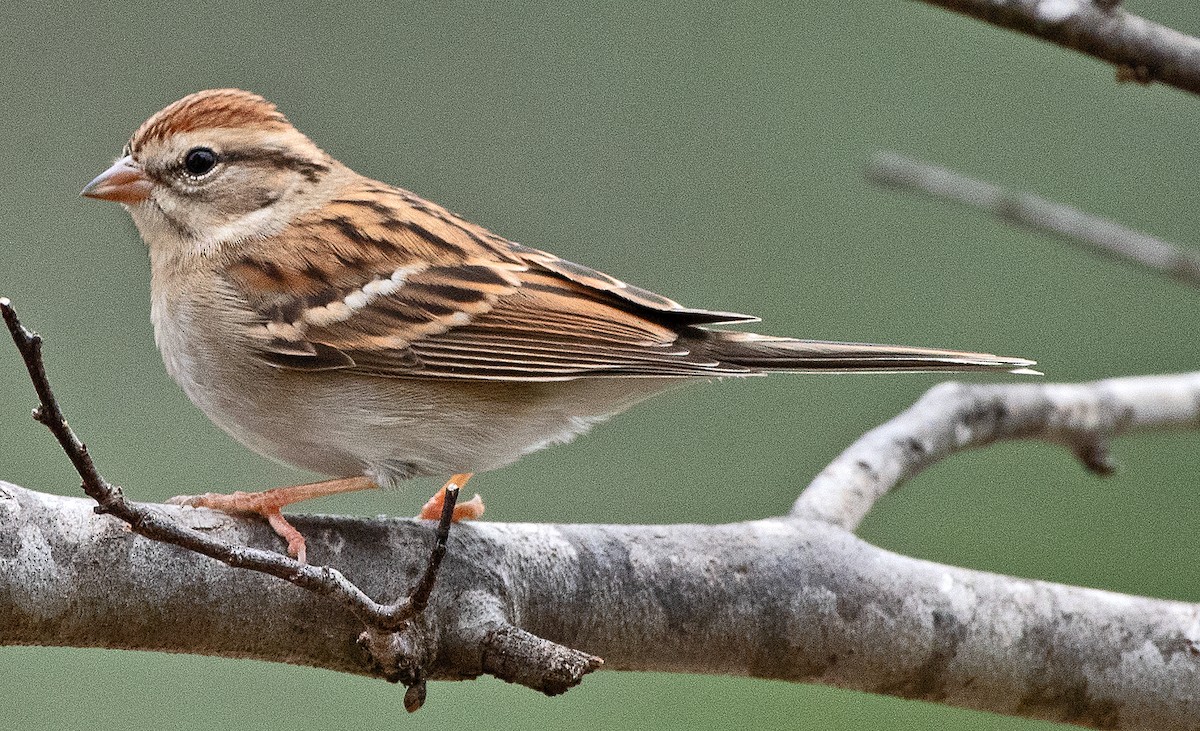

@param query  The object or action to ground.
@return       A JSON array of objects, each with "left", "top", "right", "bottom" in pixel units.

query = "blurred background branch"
[{"left": 868, "top": 152, "right": 1200, "bottom": 288}]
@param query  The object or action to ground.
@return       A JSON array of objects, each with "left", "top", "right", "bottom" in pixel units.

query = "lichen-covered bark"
[{"left": 2, "top": 482, "right": 1198, "bottom": 729}]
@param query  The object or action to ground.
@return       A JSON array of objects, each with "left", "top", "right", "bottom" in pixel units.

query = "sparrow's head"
[{"left": 83, "top": 89, "right": 338, "bottom": 253}]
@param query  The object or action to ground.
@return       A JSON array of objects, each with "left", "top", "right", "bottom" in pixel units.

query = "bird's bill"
[{"left": 81, "top": 155, "right": 152, "bottom": 204}]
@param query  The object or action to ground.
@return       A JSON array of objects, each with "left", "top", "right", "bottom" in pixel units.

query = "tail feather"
[{"left": 698, "top": 331, "right": 1039, "bottom": 375}]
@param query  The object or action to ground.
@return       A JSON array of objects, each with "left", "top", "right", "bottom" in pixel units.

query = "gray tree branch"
[
  {"left": 915, "top": 0, "right": 1200, "bottom": 95},
  {"left": 793, "top": 372, "right": 1200, "bottom": 530},
  {"left": 0, "top": 484, "right": 1196, "bottom": 728}
]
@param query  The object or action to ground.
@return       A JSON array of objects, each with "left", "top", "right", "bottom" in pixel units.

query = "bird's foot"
[
  {"left": 167, "top": 475, "right": 378, "bottom": 564},
  {"left": 418, "top": 473, "right": 484, "bottom": 522}
]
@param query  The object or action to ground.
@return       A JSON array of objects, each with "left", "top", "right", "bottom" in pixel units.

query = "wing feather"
[{"left": 225, "top": 180, "right": 750, "bottom": 380}]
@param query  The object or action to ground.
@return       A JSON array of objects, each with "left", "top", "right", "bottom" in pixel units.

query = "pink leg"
[{"left": 168, "top": 475, "right": 378, "bottom": 563}]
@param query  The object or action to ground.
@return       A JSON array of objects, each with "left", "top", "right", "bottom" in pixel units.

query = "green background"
[{"left": 2, "top": 2, "right": 1198, "bottom": 728}]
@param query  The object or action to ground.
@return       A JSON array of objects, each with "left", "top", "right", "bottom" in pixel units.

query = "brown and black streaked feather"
[{"left": 225, "top": 179, "right": 1035, "bottom": 381}]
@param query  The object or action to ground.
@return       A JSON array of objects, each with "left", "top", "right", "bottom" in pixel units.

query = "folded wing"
[{"left": 225, "top": 181, "right": 1035, "bottom": 381}]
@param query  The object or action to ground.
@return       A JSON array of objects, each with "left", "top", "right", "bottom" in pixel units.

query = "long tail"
[{"left": 698, "top": 331, "right": 1039, "bottom": 375}]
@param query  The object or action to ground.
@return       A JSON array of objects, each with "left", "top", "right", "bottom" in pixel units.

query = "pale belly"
[{"left": 153, "top": 298, "right": 678, "bottom": 486}]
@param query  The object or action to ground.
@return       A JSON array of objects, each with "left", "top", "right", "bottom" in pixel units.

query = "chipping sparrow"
[{"left": 82, "top": 89, "right": 1036, "bottom": 562}]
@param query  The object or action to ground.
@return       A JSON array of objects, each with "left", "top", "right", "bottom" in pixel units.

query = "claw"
[{"left": 265, "top": 510, "right": 307, "bottom": 564}]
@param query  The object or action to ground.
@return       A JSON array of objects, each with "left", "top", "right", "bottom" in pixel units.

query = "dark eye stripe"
[{"left": 220, "top": 149, "right": 330, "bottom": 182}]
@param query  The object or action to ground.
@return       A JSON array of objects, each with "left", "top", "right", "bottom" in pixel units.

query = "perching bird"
[{"left": 82, "top": 89, "right": 1036, "bottom": 562}]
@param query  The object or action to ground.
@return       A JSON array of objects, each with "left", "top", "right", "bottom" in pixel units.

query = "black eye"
[{"left": 183, "top": 147, "right": 218, "bottom": 176}]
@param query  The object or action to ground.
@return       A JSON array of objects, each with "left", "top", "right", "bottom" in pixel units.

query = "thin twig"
[
  {"left": 868, "top": 152, "right": 1200, "bottom": 288},
  {"left": 915, "top": 0, "right": 1200, "bottom": 96},
  {"left": 361, "top": 483, "right": 460, "bottom": 711},
  {"left": 1, "top": 298, "right": 120, "bottom": 510},
  {"left": 410, "top": 484, "right": 459, "bottom": 614}
]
